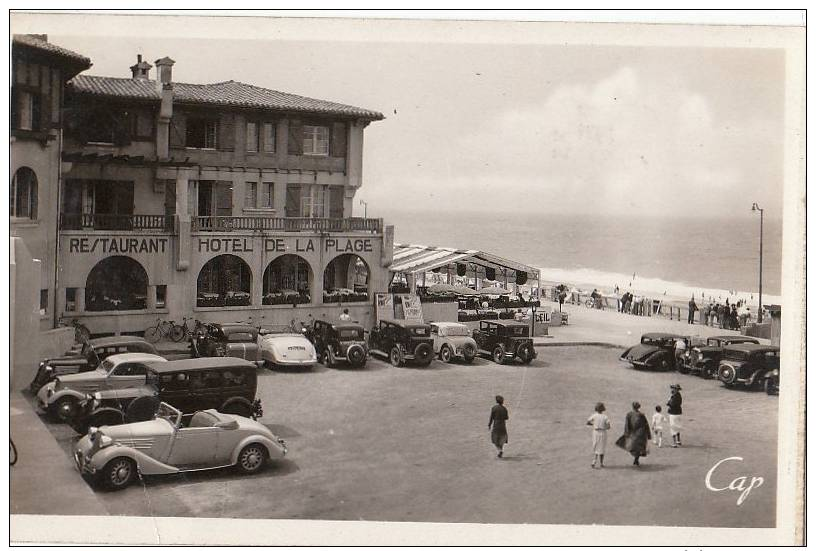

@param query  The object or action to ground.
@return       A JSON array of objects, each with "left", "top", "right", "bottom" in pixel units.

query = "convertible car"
[
  {"left": 619, "top": 332, "right": 687, "bottom": 371},
  {"left": 73, "top": 402, "right": 287, "bottom": 490},
  {"left": 258, "top": 325, "right": 317, "bottom": 369}
]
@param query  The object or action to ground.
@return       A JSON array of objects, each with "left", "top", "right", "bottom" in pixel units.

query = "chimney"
[
  {"left": 129, "top": 54, "right": 153, "bottom": 80},
  {"left": 155, "top": 56, "right": 175, "bottom": 92},
  {"left": 154, "top": 56, "right": 176, "bottom": 160}
]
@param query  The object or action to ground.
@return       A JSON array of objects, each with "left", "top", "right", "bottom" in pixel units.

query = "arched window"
[
  {"left": 85, "top": 256, "right": 148, "bottom": 311},
  {"left": 262, "top": 255, "right": 311, "bottom": 305},
  {"left": 10, "top": 167, "right": 37, "bottom": 219},
  {"left": 323, "top": 254, "right": 369, "bottom": 303},
  {"left": 197, "top": 255, "right": 252, "bottom": 307}
]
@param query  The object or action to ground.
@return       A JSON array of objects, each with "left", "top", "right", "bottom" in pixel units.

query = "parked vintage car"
[
  {"left": 472, "top": 320, "right": 536, "bottom": 364},
  {"left": 37, "top": 353, "right": 167, "bottom": 421},
  {"left": 190, "top": 323, "right": 260, "bottom": 362},
  {"left": 368, "top": 319, "right": 434, "bottom": 367},
  {"left": 619, "top": 332, "right": 686, "bottom": 371},
  {"left": 73, "top": 402, "right": 287, "bottom": 490},
  {"left": 30, "top": 336, "right": 158, "bottom": 394},
  {"left": 429, "top": 322, "right": 477, "bottom": 363},
  {"left": 69, "top": 357, "right": 263, "bottom": 434},
  {"left": 680, "top": 335, "right": 760, "bottom": 378},
  {"left": 717, "top": 343, "right": 780, "bottom": 389},
  {"left": 308, "top": 320, "right": 368, "bottom": 367},
  {"left": 258, "top": 325, "right": 317, "bottom": 369},
  {"left": 764, "top": 368, "right": 779, "bottom": 395}
]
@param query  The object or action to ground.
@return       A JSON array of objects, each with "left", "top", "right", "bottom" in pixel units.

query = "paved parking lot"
[{"left": 30, "top": 345, "right": 777, "bottom": 527}]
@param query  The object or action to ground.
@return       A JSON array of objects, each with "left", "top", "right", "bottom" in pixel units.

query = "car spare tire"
[
  {"left": 414, "top": 343, "right": 433, "bottom": 366},
  {"left": 517, "top": 343, "right": 534, "bottom": 364},
  {"left": 346, "top": 344, "right": 366, "bottom": 367}
]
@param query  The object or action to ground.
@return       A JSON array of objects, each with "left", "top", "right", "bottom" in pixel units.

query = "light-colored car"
[
  {"left": 429, "top": 322, "right": 478, "bottom": 363},
  {"left": 258, "top": 326, "right": 317, "bottom": 369},
  {"left": 37, "top": 353, "right": 167, "bottom": 421},
  {"left": 73, "top": 402, "right": 287, "bottom": 490}
]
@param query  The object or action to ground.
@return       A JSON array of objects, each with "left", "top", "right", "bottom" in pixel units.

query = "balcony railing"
[
  {"left": 192, "top": 216, "right": 382, "bottom": 234},
  {"left": 60, "top": 213, "right": 173, "bottom": 232}
]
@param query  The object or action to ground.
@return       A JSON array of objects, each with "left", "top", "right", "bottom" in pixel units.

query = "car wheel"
[
  {"left": 517, "top": 343, "right": 534, "bottom": 364},
  {"left": 462, "top": 344, "right": 476, "bottom": 364},
  {"left": 719, "top": 365, "right": 736, "bottom": 386},
  {"left": 677, "top": 362, "right": 690, "bottom": 375},
  {"left": 659, "top": 358, "right": 671, "bottom": 371},
  {"left": 389, "top": 346, "right": 403, "bottom": 367},
  {"left": 236, "top": 443, "right": 267, "bottom": 474},
  {"left": 702, "top": 364, "right": 715, "bottom": 379},
  {"left": 221, "top": 401, "right": 252, "bottom": 418},
  {"left": 321, "top": 350, "right": 333, "bottom": 367},
  {"left": 102, "top": 457, "right": 137, "bottom": 491},
  {"left": 493, "top": 345, "right": 507, "bottom": 365},
  {"left": 439, "top": 345, "right": 453, "bottom": 363},
  {"left": 765, "top": 377, "right": 777, "bottom": 395},
  {"left": 52, "top": 396, "right": 80, "bottom": 421}
]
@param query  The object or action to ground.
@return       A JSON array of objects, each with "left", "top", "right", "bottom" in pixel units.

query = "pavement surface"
[{"left": 16, "top": 346, "right": 777, "bottom": 528}]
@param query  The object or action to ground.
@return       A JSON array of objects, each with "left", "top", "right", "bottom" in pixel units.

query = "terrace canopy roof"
[{"left": 389, "top": 243, "right": 540, "bottom": 282}]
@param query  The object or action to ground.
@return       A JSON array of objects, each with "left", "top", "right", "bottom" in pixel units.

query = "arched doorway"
[
  {"left": 323, "top": 254, "right": 369, "bottom": 303},
  {"left": 85, "top": 256, "right": 148, "bottom": 311},
  {"left": 262, "top": 254, "right": 312, "bottom": 305},
  {"left": 197, "top": 254, "right": 252, "bottom": 307}
]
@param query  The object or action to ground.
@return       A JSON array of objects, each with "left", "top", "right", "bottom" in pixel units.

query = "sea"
[{"left": 379, "top": 210, "right": 784, "bottom": 305}]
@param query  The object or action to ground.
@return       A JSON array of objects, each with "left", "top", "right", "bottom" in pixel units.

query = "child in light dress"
[
  {"left": 652, "top": 405, "right": 667, "bottom": 448},
  {"left": 586, "top": 402, "right": 611, "bottom": 468}
]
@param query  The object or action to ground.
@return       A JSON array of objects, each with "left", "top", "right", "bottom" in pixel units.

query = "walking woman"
[
  {"left": 617, "top": 401, "right": 651, "bottom": 466},
  {"left": 488, "top": 395, "right": 509, "bottom": 458},
  {"left": 586, "top": 402, "right": 611, "bottom": 468}
]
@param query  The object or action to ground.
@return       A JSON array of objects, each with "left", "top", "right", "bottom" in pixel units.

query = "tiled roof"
[
  {"left": 69, "top": 75, "right": 384, "bottom": 120},
  {"left": 12, "top": 34, "right": 91, "bottom": 67}
]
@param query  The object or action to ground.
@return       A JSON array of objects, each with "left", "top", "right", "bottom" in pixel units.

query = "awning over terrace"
[{"left": 389, "top": 243, "right": 540, "bottom": 295}]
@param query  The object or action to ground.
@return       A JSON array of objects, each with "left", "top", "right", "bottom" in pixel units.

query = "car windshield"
[
  {"left": 227, "top": 332, "right": 256, "bottom": 342},
  {"left": 723, "top": 349, "right": 751, "bottom": 360},
  {"left": 641, "top": 337, "right": 669, "bottom": 346},
  {"left": 440, "top": 326, "right": 470, "bottom": 337},
  {"left": 155, "top": 402, "right": 182, "bottom": 426},
  {"left": 100, "top": 359, "right": 116, "bottom": 372},
  {"left": 338, "top": 329, "right": 363, "bottom": 340}
]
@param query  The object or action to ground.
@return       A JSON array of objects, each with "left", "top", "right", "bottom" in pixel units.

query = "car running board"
[{"left": 171, "top": 462, "right": 236, "bottom": 473}]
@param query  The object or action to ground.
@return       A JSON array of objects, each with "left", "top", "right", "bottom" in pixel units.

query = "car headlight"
[{"left": 44, "top": 365, "right": 53, "bottom": 373}]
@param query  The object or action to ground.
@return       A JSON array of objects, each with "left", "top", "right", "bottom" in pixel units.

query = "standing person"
[
  {"left": 687, "top": 297, "right": 698, "bottom": 324},
  {"left": 617, "top": 402, "right": 651, "bottom": 466},
  {"left": 651, "top": 405, "right": 667, "bottom": 448},
  {"left": 702, "top": 303, "right": 711, "bottom": 326},
  {"left": 339, "top": 308, "right": 351, "bottom": 321},
  {"left": 586, "top": 402, "right": 611, "bottom": 468},
  {"left": 674, "top": 337, "right": 687, "bottom": 369},
  {"left": 730, "top": 304, "right": 739, "bottom": 330},
  {"left": 488, "top": 395, "right": 509, "bottom": 458},
  {"left": 667, "top": 384, "right": 683, "bottom": 447}
]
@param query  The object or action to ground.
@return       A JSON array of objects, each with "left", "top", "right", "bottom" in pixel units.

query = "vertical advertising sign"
[
  {"left": 375, "top": 293, "right": 395, "bottom": 322},
  {"left": 400, "top": 294, "right": 424, "bottom": 323}
]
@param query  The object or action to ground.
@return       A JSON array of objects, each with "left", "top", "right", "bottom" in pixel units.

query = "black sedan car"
[
  {"left": 620, "top": 332, "right": 687, "bottom": 371},
  {"left": 680, "top": 335, "right": 760, "bottom": 378},
  {"left": 717, "top": 343, "right": 780, "bottom": 390}
]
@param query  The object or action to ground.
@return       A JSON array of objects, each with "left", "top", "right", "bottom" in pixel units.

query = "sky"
[{"left": 34, "top": 15, "right": 786, "bottom": 218}]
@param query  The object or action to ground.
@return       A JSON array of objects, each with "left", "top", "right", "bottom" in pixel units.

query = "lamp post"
[
  {"left": 359, "top": 199, "right": 368, "bottom": 218},
  {"left": 751, "top": 202, "right": 764, "bottom": 323}
]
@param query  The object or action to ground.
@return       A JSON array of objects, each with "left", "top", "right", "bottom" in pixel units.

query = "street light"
[
  {"left": 751, "top": 202, "right": 764, "bottom": 323},
  {"left": 359, "top": 199, "right": 368, "bottom": 218}
]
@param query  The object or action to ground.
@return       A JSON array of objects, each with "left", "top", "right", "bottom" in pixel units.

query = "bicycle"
[
  {"left": 58, "top": 316, "right": 91, "bottom": 343},
  {"left": 10, "top": 438, "right": 17, "bottom": 466},
  {"left": 144, "top": 318, "right": 184, "bottom": 343},
  {"left": 173, "top": 317, "right": 201, "bottom": 342}
]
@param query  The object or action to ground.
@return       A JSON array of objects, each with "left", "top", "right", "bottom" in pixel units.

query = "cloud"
[{"left": 363, "top": 65, "right": 781, "bottom": 216}]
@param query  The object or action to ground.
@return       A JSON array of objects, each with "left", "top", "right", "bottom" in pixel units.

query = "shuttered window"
[
  {"left": 187, "top": 118, "right": 218, "bottom": 149},
  {"left": 303, "top": 125, "right": 329, "bottom": 156},
  {"left": 246, "top": 121, "right": 259, "bottom": 152},
  {"left": 263, "top": 122, "right": 276, "bottom": 152},
  {"left": 285, "top": 184, "right": 301, "bottom": 217}
]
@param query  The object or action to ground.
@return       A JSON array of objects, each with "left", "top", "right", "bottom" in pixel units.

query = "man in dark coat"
[
  {"left": 688, "top": 297, "right": 698, "bottom": 324},
  {"left": 488, "top": 395, "right": 509, "bottom": 458},
  {"left": 618, "top": 401, "right": 651, "bottom": 466},
  {"left": 667, "top": 384, "right": 683, "bottom": 447}
]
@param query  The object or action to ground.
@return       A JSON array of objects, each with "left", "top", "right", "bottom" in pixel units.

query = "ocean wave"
[{"left": 535, "top": 266, "right": 782, "bottom": 305}]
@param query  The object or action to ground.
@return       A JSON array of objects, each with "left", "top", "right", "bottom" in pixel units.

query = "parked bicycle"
[
  {"left": 58, "top": 316, "right": 91, "bottom": 343},
  {"left": 174, "top": 317, "right": 203, "bottom": 342},
  {"left": 144, "top": 318, "right": 185, "bottom": 343}
]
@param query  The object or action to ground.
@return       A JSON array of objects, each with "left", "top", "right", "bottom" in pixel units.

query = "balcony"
[
  {"left": 60, "top": 213, "right": 173, "bottom": 232},
  {"left": 192, "top": 216, "right": 383, "bottom": 234}
]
